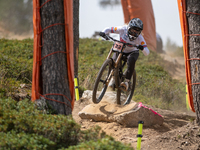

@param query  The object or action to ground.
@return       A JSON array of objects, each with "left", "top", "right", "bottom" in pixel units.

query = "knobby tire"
[{"left": 92, "top": 59, "right": 113, "bottom": 104}]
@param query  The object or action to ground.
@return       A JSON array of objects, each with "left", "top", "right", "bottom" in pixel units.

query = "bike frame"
[
  {"left": 105, "top": 43, "right": 125, "bottom": 86},
  {"left": 105, "top": 35, "right": 137, "bottom": 86}
]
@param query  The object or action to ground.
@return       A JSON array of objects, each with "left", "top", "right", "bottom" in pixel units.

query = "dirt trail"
[
  {"left": 72, "top": 52, "right": 200, "bottom": 149},
  {"left": 72, "top": 98, "right": 198, "bottom": 150}
]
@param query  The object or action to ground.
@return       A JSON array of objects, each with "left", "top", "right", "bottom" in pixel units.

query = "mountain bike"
[{"left": 92, "top": 35, "right": 140, "bottom": 105}]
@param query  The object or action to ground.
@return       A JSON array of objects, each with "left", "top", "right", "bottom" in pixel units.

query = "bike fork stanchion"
[
  {"left": 74, "top": 76, "right": 79, "bottom": 101},
  {"left": 137, "top": 121, "right": 144, "bottom": 150}
]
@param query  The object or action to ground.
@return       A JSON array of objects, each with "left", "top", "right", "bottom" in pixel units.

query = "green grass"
[
  {"left": 0, "top": 98, "right": 133, "bottom": 149},
  {"left": 0, "top": 38, "right": 33, "bottom": 82},
  {"left": 0, "top": 38, "right": 33, "bottom": 99}
]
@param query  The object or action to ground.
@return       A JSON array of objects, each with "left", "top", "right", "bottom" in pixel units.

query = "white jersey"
[{"left": 102, "top": 25, "right": 150, "bottom": 56}]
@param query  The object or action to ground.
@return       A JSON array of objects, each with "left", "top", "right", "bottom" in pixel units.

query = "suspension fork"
[
  {"left": 105, "top": 49, "right": 123, "bottom": 86},
  {"left": 106, "top": 49, "right": 123, "bottom": 68}
]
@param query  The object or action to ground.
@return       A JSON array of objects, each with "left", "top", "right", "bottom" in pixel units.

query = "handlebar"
[{"left": 103, "top": 35, "right": 138, "bottom": 48}]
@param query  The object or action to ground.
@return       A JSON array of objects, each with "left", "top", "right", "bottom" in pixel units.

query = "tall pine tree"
[
  {"left": 40, "top": 0, "right": 75, "bottom": 115},
  {"left": 186, "top": 1, "right": 200, "bottom": 125}
]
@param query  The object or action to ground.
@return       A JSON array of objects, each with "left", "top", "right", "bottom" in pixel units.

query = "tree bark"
[
  {"left": 186, "top": 0, "right": 200, "bottom": 125},
  {"left": 73, "top": 0, "right": 79, "bottom": 77},
  {"left": 40, "top": 0, "right": 72, "bottom": 115}
]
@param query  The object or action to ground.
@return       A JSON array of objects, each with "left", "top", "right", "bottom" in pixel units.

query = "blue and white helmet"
[{"left": 127, "top": 18, "right": 143, "bottom": 41}]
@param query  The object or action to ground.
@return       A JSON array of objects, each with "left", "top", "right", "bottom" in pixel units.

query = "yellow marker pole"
[
  {"left": 74, "top": 76, "right": 79, "bottom": 101},
  {"left": 137, "top": 121, "right": 144, "bottom": 150},
  {"left": 186, "top": 84, "right": 189, "bottom": 110}
]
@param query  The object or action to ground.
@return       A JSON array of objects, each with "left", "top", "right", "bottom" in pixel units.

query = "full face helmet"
[{"left": 127, "top": 18, "right": 143, "bottom": 41}]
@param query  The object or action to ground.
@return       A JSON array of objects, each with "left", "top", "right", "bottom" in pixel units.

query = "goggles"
[{"left": 128, "top": 28, "right": 141, "bottom": 37}]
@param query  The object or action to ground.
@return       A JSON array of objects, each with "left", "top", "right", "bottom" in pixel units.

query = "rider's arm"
[
  {"left": 142, "top": 47, "right": 150, "bottom": 56},
  {"left": 102, "top": 26, "right": 124, "bottom": 35},
  {"left": 137, "top": 35, "right": 150, "bottom": 56}
]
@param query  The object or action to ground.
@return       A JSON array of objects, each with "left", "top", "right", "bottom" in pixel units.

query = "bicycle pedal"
[{"left": 119, "top": 86, "right": 131, "bottom": 92}]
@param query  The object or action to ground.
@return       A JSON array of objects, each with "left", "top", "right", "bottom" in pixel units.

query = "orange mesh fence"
[
  {"left": 121, "top": 0, "right": 156, "bottom": 51},
  {"left": 177, "top": 0, "right": 200, "bottom": 112},
  {"left": 32, "top": 0, "right": 75, "bottom": 110}
]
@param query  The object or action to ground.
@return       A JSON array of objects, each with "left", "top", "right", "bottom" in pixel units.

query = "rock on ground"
[{"left": 78, "top": 90, "right": 164, "bottom": 127}]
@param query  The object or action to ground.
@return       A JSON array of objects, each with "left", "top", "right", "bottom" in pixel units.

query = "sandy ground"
[{"left": 72, "top": 96, "right": 198, "bottom": 150}]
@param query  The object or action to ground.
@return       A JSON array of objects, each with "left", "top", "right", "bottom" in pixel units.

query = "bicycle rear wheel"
[
  {"left": 92, "top": 59, "right": 113, "bottom": 104},
  {"left": 116, "top": 69, "right": 136, "bottom": 105}
]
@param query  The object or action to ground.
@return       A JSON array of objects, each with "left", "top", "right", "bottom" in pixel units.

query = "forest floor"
[{"left": 72, "top": 52, "right": 200, "bottom": 150}]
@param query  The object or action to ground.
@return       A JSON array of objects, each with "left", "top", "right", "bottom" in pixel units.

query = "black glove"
[
  {"left": 99, "top": 32, "right": 109, "bottom": 40},
  {"left": 137, "top": 45, "right": 144, "bottom": 50}
]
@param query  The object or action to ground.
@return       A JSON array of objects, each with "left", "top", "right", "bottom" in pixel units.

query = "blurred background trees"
[{"left": 0, "top": 0, "right": 33, "bottom": 34}]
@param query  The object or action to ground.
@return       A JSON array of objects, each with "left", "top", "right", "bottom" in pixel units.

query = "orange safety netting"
[
  {"left": 32, "top": 0, "right": 75, "bottom": 110},
  {"left": 121, "top": 0, "right": 156, "bottom": 51},
  {"left": 177, "top": 0, "right": 200, "bottom": 112}
]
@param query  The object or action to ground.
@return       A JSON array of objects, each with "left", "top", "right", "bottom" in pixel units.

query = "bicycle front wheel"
[{"left": 92, "top": 59, "right": 113, "bottom": 104}]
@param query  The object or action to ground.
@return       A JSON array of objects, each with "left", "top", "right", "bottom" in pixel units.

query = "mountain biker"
[{"left": 99, "top": 18, "right": 150, "bottom": 91}]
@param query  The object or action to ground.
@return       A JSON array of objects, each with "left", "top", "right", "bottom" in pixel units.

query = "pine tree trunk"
[
  {"left": 40, "top": 0, "right": 72, "bottom": 115},
  {"left": 73, "top": 0, "right": 79, "bottom": 77},
  {"left": 186, "top": 1, "right": 200, "bottom": 125}
]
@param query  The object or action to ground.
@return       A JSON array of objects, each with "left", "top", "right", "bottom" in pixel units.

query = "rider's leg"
[
  {"left": 121, "top": 51, "right": 139, "bottom": 90},
  {"left": 126, "top": 51, "right": 139, "bottom": 80}
]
